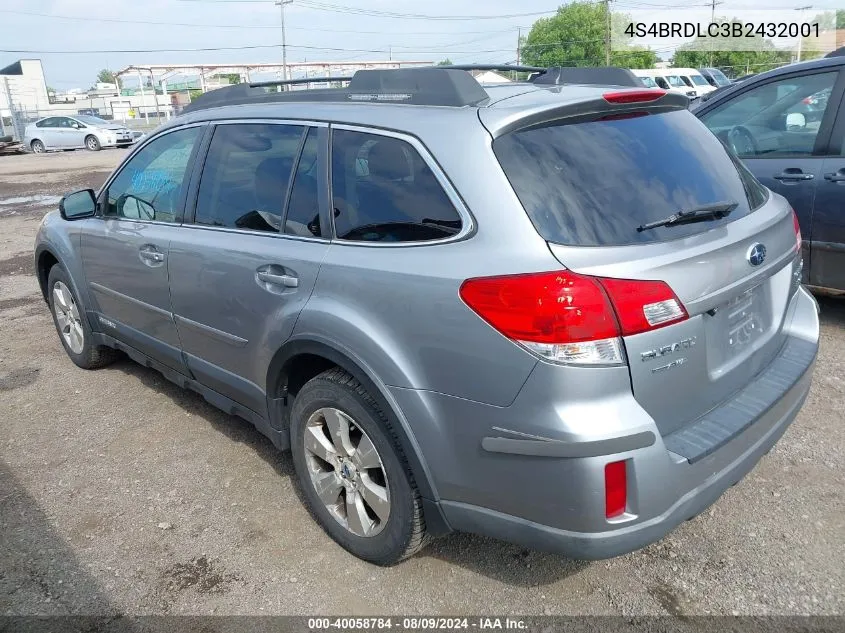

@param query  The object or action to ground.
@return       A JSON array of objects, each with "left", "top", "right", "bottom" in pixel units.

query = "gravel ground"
[{"left": 0, "top": 150, "right": 843, "bottom": 617}]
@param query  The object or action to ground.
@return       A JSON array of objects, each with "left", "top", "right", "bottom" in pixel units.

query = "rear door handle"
[
  {"left": 256, "top": 268, "right": 298, "bottom": 288},
  {"left": 823, "top": 172, "right": 845, "bottom": 182},
  {"left": 773, "top": 171, "right": 814, "bottom": 182}
]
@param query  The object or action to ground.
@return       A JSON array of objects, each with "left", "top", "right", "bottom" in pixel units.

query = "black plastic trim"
[
  {"left": 664, "top": 337, "right": 817, "bottom": 463},
  {"left": 481, "top": 431, "right": 656, "bottom": 458}
]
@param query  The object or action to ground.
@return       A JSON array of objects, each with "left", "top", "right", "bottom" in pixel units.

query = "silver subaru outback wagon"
[{"left": 34, "top": 66, "right": 820, "bottom": 565}]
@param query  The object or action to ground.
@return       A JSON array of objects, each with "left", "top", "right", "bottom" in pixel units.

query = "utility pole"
[
  {"left": 136, "top": 69, "right": 149, "bottom": 125},
  {"left": 604, "top": 0, "right": 612, "bottom": 66},
  {"left": 276, "top": 0, "right": 293, "bottom": 87},
  {"left": 795, "top": 6, "right": 813, "bottom": 62},
  {"left": 516, "top": 27, "right": 521, "bottom": 81},
  {"left": 709, "top": 0, "right": 724, "bottom": 66}
]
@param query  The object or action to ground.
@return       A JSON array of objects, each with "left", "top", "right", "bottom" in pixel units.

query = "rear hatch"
[{"left": 488, "top": 94, "right": 802, "bottom": 436}]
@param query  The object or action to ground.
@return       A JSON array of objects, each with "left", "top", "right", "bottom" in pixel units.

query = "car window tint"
[
  {"left": 284, "top": 128, "right": 322, "bottom": 237},
  {"left": 494, "top": 109, "right": 766, "bottom": 247},
  {"left": 699, "top": 72, "right": 838, "bottom": 157},
  {"left": 195, "top": 123, "right": 304, "bottom": 232},
  {"left": 105, "top": 126, "right": 201, "bottom": 223},
  {"left": 331, "top": 129, "right": 462, "bottom": 242}
]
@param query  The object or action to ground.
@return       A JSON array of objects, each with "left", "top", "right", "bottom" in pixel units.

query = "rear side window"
[
  {"left": 195, "top": 123, "right": 304, "bottom": 232},
  {"left": 493, "top": 109, "right": 768, "bottom": 247},
  {"left": 331, "top": 129, "right": 462, "bottom": 242}
]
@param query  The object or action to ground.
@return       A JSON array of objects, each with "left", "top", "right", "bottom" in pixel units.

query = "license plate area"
[{"left": 706, "top": 283, "right": 772, "bottom": 379}]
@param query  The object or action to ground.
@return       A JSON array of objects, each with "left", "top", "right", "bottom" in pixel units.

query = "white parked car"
[
  {"left": 672, "top": 68, "right": 716, "bottom": 96},
  {"left": 24, "top": 115, "right": 135, "bottom": 153},
  {"left": 632, "top": 70, "right": 698, "bottom": 100}
]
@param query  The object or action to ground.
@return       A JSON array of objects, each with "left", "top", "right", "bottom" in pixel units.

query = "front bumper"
[{"left": 394, "top": 287, "right": 819, "bottom": 558}]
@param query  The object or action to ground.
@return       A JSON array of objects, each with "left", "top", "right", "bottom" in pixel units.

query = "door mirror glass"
[
  {"left": 60, "top": 189, "right": 96, "bottom": 220},
  {"left": 785, "top": 112, "right": 807, "bottom": 131}
]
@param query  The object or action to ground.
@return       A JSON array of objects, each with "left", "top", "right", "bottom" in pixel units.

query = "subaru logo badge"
[{"left": 748, "top": 243, "right": 767, "bottom": 267}]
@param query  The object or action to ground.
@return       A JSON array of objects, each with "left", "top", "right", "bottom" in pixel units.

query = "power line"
[
  {"left": 177, "top": 0, "right": 557, "bottom": 20},
  {"left": 0, "top": 9, "right": 524, "bottom": 35}
]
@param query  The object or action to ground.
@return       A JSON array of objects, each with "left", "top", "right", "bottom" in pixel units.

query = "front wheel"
[
  {"left": 290, "top": 368, "right": 429, "bottom": 565},
  {"left": 85, "top": 135, "right": 101, "bottom": 151},
  {"left": 47, "top": 265, "right": 118, "bottom": 369}
]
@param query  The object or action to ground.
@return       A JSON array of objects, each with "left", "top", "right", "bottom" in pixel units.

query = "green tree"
[
  {"left": 216, "top": 73, "right": 242, "bottom": 85},
  {"left": 96, "top": 69, "right": 121, "bottom": 87},
  {"left": 437, "top": 59, "right": 453, "bottom": 66},
  {"left": 521, "top": 2, "right": 657, "bottom": 68}
]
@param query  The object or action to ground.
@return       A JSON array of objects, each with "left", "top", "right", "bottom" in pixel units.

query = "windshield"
[
  {"left": 640, "top": 76, "right": 658, "bottom": 88},
  {"left": 709, "top": 69, "right": 731, "bottom": 86},
  {"left": 74, "top": 115, "right": 110, "bottom": 126},
  {"left": 691, "top": 75, "right": 709, "bottom": 86},
  {"left": 493, "top": 109, "right": 767, "bottom": 246},
  {"left": 665, "top": 75, "right": 685, "bottom": 88}
]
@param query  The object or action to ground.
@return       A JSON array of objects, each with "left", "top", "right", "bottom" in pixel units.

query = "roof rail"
[
  {"left": 181, "top": 67, "right": 490, "bottom": 114},
  {"left": 438, "top": 64, "right": 546, "bottom": 73},
  {"left": 248, "top": 76, "right": 353, "bottom": 88},
  {"left": 530, "top": 66, "right": 644, "bottom": 88}
]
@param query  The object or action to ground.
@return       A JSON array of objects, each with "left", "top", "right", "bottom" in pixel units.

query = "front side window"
[
  {"left": 700, "top": 71, "right": 838, "bottom": 157},
  {"left": 655, "top": 77, "right": 670, "bottom": 90},
  {"left": 330, "top": 129, "right": 462, "bottom": 242},
  {"left": 691, "top": 75, "right": 709, "bottom": 86},
  {"left": 284, "top": 129, "right": 322, "bottom": 237},
  {"left": 105, "top": 126, "right": 201, "bottom": 223},
  {"left": 195, "top": 123, "right": 304, "bottom": 232}
]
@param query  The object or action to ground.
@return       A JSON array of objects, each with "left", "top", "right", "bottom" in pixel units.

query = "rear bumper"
[
  {"left": 394, "top": 287, "right": 819, "bottom": 558},
  {"left": 440, "top": 347, "right": 813, "bottom": 559}
]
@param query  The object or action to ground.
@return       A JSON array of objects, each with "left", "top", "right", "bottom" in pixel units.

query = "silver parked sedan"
[{"left": 24, "top": 115, "right": 135, "bottom": 153}]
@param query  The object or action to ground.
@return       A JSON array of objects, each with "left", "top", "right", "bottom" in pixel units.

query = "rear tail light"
[
  {"left": 605, "top": 460, "right": 628, "bottom": 519},
  {"left": 598, "top": 277, "right": 687, "bottom": 336},
  {"left": 603, "top": 89, "right": 666, "bottom": 104},
  {"left": 459, "top": 271, "right": 687, "bottom": 366}
]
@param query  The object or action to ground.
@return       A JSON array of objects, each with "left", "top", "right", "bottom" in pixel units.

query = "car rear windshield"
[{"left": 493, "top": 109, "right": 768, "bottom": 247}]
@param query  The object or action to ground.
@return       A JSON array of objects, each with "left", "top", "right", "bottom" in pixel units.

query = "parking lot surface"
[{"left": 1, "top": 150, "right": 843, "bottom": 616}]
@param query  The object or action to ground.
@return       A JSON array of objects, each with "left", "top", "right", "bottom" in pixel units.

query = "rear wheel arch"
[{"left": 267, "top": 338, "right": 439, "bottom": 502}]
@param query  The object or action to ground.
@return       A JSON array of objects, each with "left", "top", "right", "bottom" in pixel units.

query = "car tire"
[
  {"left": 30, "top": 139, "right": 45, "bottom": 154},
  {"left": 85, "top": 135, "right": 101, "bottom": 151},
  {"left": 290, "top": 368, "right": 429, "bottom": 565},
  {"left": 47, "top": 265, "right": 118, "bottom": 370}
]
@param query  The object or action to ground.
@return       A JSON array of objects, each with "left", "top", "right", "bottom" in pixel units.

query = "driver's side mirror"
[{"left": 59, "top": 189, "right": 97, "bottom": 220}]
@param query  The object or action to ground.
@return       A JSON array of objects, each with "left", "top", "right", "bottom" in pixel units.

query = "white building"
[{"left": 0, "top": 59, "right": 50, "bottom": 119}]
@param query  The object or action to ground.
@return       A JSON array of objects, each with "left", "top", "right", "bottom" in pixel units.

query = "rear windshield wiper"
[{"left": 636, "top": 201, "right": 739, "bottom": 233}]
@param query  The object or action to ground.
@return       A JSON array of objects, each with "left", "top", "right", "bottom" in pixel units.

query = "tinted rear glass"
[{"left": 493, "top": 110, "right": 767, "bottom": 246}]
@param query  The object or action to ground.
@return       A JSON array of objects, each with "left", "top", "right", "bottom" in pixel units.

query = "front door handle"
[
  {"left": 256, "top": 268, "right": 298, "bottom": 288},
  {"left": 773, "top": 170, "right": 814, "bottom": 182},
  {"left": 138, "top": 244, "right": 165, "bottom": 265},
  {"left": 823, "top": 172, "right": 845, "bottom": 183}
]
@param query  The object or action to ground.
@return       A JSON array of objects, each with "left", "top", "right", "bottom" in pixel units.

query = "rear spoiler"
[{"left": 479, "top": 90, "right": 690, "bottom": 138}]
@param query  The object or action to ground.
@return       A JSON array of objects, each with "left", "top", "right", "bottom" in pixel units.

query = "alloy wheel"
[
  {"left": 303, "top": 407, "right": 391, "bottom": 537},
  {"left": 52, "top": 281, "right": 84, "bottom": 354}
]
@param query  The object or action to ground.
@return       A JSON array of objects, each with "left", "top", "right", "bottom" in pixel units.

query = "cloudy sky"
[{"left": 1, "top": 0, "right": 841, "bottom": 90}]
